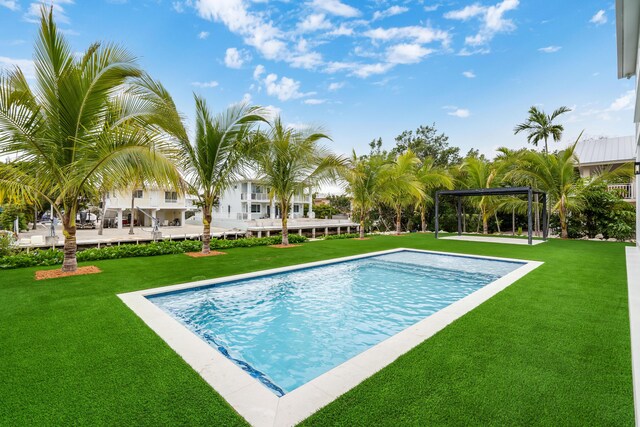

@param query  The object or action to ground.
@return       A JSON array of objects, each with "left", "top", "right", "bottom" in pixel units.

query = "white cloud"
[
  {"left": 0, "top": 1, "right": 19, "bottom": 11},
  {"left": 224, "top": 47, "right": 250, "bottom": 68},
  {"left": 264, "top": 74, "right": 305, "bottom": 101},
  {"left": 386, "top": 43, "right": 432, "bottom": 64},
  {"left": 445, "top": 0, "right": 519, "bottom": 46},
  {"left": 298, "top": 13, "right": 332, "bottom": 32},
  {"left": 0, "top": 56, "right": 35, "bottom": 79},
  {"left": 538, "top": 45, "right": 561, "bottom": 53},
  {"left": 590, "top": 10, "right": 606, "bottom": 25},
  {"left": 424, "top": 4, "right": 440, "bottom": 12},
  {"left": 25, "top": 0, "right": 74, "bottom": 24},
  {"left": 191, "top": 80, "right": 219, "bottom": 88},
  {"left": 253, "top": 64, "right": 265, "bottom": 80},
  {"left": 327, "top": 23, "right": 354, "bottom": 36},
  {"left": 310, "top": 0, "right": 360, "bottom": 18},
  {"left": 351, "top": 62, "right": 394, "bottom": 78},
  {"left": 304, "top": 98, "right": 327, "bottom": 105},
  {"left": 462, "top": 70, "right": 476, "bottom": 78},
  {"left": 328, "top": 81, "right": 345, "bottom": 91},
  {"left": 372, "top": 5, "right": 408, "bottom": 21},
  {"left": 364, "top": 25, "right": 450, "bottom": 45},
  {"left": 608, "top": 90, "right": 635, "bottom": 112},
  {"left": 447, "top": 108, "right": 470, "bottom": 118},
  {"left": 198, "top": 31, "right": 209, "bottom": 39}
]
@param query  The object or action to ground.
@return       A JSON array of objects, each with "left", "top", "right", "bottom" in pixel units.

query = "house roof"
[
  {"left": 617, "top": 0, "right": 640, "bottom": 79},
  {"left": 574, "top": 136, "right": 636, "bottom": 165}
]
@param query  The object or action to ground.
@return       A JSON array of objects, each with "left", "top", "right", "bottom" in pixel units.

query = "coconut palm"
[
  {"left": 252, "top": 117, "right": 343, "bottom": 246},
  {"left": 459, "top": 157, "right": 501, "bottom": 234},
  {"left": 514, "top": 106, "right": 571, "bottom": 154},
  {"left": 343, "top": 151, "right": 387, "bottom": 239},
  {"left": 178, "top": 96, "right": 265, "bottom": 254},
  {"left": 0, "top": 8, "right": 184, "bottom": 271},
  {"left": 379, "top": 150, "right": 424, "bottom": 235},
  {"left": 414, "top": 157, "right": 453, "bottom": 232}
]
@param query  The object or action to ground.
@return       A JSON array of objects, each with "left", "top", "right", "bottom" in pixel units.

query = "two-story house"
[{"left": 103, "top": 187, "right": 192, "bottom": 229}]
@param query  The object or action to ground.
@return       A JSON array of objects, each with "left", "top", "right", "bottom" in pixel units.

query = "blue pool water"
[{"left": 148, "top": 250, "right": 523, "bottom": 395}]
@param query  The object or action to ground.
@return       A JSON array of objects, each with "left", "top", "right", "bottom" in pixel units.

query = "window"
[
  {"left": 228, "top": 205, "right": 231, "bottom": 213},
  {"left": 133, "top": 190, "right": 143, "bottom": 198},
  {"left": 251, "top": 204, "right": 261, "bottom": 213},
  {"left": 293, "top": 205, "right": 300, "bottom": 213},
  {"left": 164, "top": 191, "right": 178, "bottom": 203}
]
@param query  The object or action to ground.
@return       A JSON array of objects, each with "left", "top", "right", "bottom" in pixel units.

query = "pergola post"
[
  {"left": 434, "top": 192, "right": 440, "bottom": 239},
  {"left": 542, "top": 193, "right": 548, "bottom": 241},
  {"left": 527, "top": 188, "right": 533, "bottom": 245},
  {"left": 457, "top": 197, "right": 462, "bottom": 236}
]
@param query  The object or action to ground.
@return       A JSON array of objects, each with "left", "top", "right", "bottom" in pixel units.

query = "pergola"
[{"left": 434, "top": 187, "right": 548, "bottom": 245}]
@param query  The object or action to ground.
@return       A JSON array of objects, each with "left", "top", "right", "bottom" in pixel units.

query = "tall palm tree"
[
  {"left": 343, "top": 151, "right": 387, "bottom": 239},
  {"left": 379, "top": 150, "right": 424, "bottom": 235},
  {"left": 459, "top": 157, "right": 500, "bottom": 234},
  {"left": 514, "top": 106, "right": 571, "bottom": 154},
  {"left": 252, "top": 118, "right": 343, "bottom": 246},
  {"left": 415, "top": 157, "right": 453, "bottom": 232},
  {"left": 0, "top": 8, "right": 183, "bottom": 271},
  {"left": 178, "top": 96, "right": 265, "bottom": 254}
]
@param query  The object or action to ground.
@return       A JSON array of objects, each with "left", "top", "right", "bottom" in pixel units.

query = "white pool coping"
[
  {"left": 625, "top": 246, "right": 640, "bottom": 423},
  {"left": 118, "top": 248, "right": 542, "bottom": 427}
]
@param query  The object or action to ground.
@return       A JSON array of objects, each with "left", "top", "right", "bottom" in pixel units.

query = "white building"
[
  {"left": 575, "top": 136, "right": 636, "bottom": 202},
  {"left": 103, "top": 187, "right": 192, "bottom": 229},
  {"left": 212, "top": 179, "right": 314, "bottom": 221},
  {"left": 616, "top": 0, "right": 640, "bottom": 242}
]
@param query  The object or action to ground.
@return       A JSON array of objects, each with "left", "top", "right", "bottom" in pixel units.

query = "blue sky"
[{"left": 0, "top": 0, "right": 634, "bottom": 158}]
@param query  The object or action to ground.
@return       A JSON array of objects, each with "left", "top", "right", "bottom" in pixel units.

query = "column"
[
  {"left": 270, "top": 199, "right": 276, "bottom": 219},
  {"left": 434, "top": 192, "right": 439, "bottom": 239},
  {"left": 298, "top": 228, "right": 302, "bottom": 236},
  {"left": 527, "top": 188, "right": 533, "bottom": 245},
  {"left": 325, "top": 226, "right": 328, "bottom": 236},
  {"left": 337, "top": 226, "right": 341, "bottom": 235},
  {"left": 308, "top": 188, "right": 314, "bottom": 219},
  {"left": 347, "top": 226, "right": 351, "bottom": 233},
  {"left": 152, "top": 209, "right": 159, "bottom": 228},
  {"left": 258, "top": 230, "right": 262, "bottom": 238},
  {"left": 117, "top": 208, "right": 123, "bottom": 229},
  {"left": 180, "top": 210, "right": 185, "bottom": 227},
  {"left": 312, "top": 228, "right": 316, "bottom": 238}
]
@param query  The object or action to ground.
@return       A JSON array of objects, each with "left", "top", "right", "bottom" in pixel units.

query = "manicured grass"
[{"left": 0, "top": 235, "right": 634, "bottom": 425}]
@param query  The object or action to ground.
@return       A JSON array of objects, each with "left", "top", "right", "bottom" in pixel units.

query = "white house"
[
  {"left": 103, "top": 187, "right": 193, "bottom": 229},
  {"left": 616, "top": 0, "right": 640, "bottom": 242},
  {"left": 212, "top": 179, "right": 314, "bottom": 221},
  {"left": 575, "top": 136, "right": 636, "bottom": 202}
]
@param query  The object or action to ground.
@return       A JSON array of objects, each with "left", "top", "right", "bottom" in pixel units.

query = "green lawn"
[{"left": 0, "top": 235, "right": 633, "bottom": 426}]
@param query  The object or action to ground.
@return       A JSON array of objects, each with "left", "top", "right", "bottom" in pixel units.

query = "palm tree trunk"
[
  {"left": 202, "top": 204, "right": 211, "bottom": 254},
  {"left": 129, "top": 194, "right": 135, "bottom": 235},
  {"left": 560, "top": 198, "right": 568, "bottom": 239},
  {"left": 495, "top": 213, "right": 501, "bottom": 233},
  {"left": 61, "top": 207, "right": 78, "bottom": 272},
  {"left": 420, "top": 207, "right": 426, "bottom": 232},
  {"left": 281, "top": 200, "right": 289, "bottom": 245},
  {"left": 482, "top": 210, "right": 489, "bottom": 234},
  {"left": 359, "top": 208, "right": 366, "bottom": 239},
  {"left": 32, "top": 204, "right": 38, "bottom": 230},
  {"left": 395, "top": 206, "right": 402, "bottom": 235},
  {"left": 98, "top": 193, "right": 107, "bottom": 236}
]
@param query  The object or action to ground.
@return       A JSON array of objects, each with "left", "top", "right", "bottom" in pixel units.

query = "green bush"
[
  {"left": 321, "top": 233, "right": 363, "bottom": 240},
  {"left": 0, "top": 234, "right": 308, "bottom": 269},
  {"left": 0, "top": 205, "right": 29, "bottom": 232}
]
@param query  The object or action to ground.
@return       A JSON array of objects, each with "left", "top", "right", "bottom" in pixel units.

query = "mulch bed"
[
  {"left": 269, "top": 244, "right": 301, "bottom": 248},
  {"left": 184, "top": 251, "right": 227, "bottom": 258},
  {"left": 35, "top": 266, "right": 102, "bottom": 281}
]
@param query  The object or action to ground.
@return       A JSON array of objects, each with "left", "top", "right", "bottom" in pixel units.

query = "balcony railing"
[
  {"left": 608, "top": 183, "right": 635, "bottom": 200},
  {"left": 237, "top": 212, "right": 248, "bottom": 220},
  {"left": 241, "top": 193, "right": 269, "bottom": 201}
]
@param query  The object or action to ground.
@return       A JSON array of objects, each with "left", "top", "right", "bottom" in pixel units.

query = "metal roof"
[{"left": 574, "top": 136, "right": 636, "bottom": 165}]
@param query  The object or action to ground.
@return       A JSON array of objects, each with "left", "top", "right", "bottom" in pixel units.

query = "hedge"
[
  {"left": 321, "top": 233, "right": 364, "bottom": 240},
  {"left": 0, "top": 234, "right": 307, "bottom": 270}
]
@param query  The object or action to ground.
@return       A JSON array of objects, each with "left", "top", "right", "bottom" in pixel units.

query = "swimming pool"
[{"left": 120, "top": 248, "right": 541, "bottom": 426}]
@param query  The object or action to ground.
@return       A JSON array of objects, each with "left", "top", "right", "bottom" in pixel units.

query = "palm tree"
[
  {"left": 343, "top": 151, "right": 387, "bottom": 239},
  {"left": 0, "top": 9, "right": 183, "bottom": 271},
  {"left": 178, "top": 96, "right": 265, "bottom": 254},
  {"left": 415, "top": 157, "right": 453, "bottom": 232},
  {"left": 252, "top": 118, "right": 343, "bottom": 246},
  {"left": 459, "top": 157, "right": 500, "bottom": 234},
  {"left": 514, "top": 106, "right": 571, "bottom": 154},
  {"left": 379, "top": 150, "right": 424, "bottom": 235}
]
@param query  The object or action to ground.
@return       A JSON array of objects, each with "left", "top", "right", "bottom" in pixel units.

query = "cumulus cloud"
[
  {"left": 372, "top": 5, "right": 408, "bottom": 21},
  {"left": 608, "top": 90, "right": 635, "bottom": 111},
  {"left": 386, "top": 43, "right": 432, "bottom": 64},
  {"left": 224, "top": 47, "right": 250, "bottom": 68},
  {"left": 424, "top": 4, "right": 440, "bottom": 12},
  {"left": 298, "top": 13, "right": 332, "bottom": 32},
  {"left": 198, "top": 31, "right": 209, "bottom": 39},
  {"left": 328, "top": 81, "right": 345, "bottom": 91},
  {"left": 264, "top": 74, "right": 309, "bottom": 101},
  {"left": 462, "top": 70, "right": 476, "bottom": 78},
  {"left": 0, "top": 56, "right": 35, "bottom": 79},
  {"left": 25, "top": 0, "right": 74, "bottom": 24},
  {"left": 445, "top": 0, "right": 519, "bottom": 47},
  {"left": 191, "top": 80, "right": 219, "bottom": 88},
  {"left": 590, "top": 10, "right": 606, "bottom": 25},
  {"left": 310, "top": 0, "right": 360, "bottom": 18},
  {"left": 0, "top": 0, "right": 19, "bottom": 11},
  {"left": 538, "top": 45, "right": 561, "bottom": 53}
]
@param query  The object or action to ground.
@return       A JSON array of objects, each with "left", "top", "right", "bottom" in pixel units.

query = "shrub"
[
  {"left": 321, "top": 233, "right": 362, "bottom": 240},
  {"left": 0, "top": 234, "right": 308, "bottom": 269}
]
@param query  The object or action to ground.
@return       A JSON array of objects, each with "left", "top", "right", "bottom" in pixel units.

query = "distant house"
[
  {"left": 574, "top": 136, "right": 636, "bottom": 202},
  {"left": 103, "top": 187, "right": 194, "bottom": 228},
  {"left": 211, "top": 179, "right": 314, "bottom": 221}
]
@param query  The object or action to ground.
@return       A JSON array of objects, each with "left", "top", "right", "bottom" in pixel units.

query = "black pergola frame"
[{"left": 434, "top": 186, "right": 548, "bottom": 245}]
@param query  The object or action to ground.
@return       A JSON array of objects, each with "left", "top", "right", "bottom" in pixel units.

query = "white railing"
[
  {"left": 241, "top": 193, "right": 269, "bottom": 201},
  {"left": 237, "top": 213, "right": 248, "bottom": 220},
  {"left": 608, "top": 183, "right": 635, "bottom": 200}
]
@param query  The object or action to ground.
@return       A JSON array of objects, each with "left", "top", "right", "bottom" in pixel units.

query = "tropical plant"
[
  {"left": 0, "top": 8, "right": 184, "bottom": 271},
  {"left": 178, "top": 96, "right": 265, "bottom": 254},
  {"left": 252, "top": 118, "right": 343, "bottom": 245},
  {"left": 459, "top": 156, "right": 501, "bottom": 234},
  {"left": 343, "top": 151, "right": 387, "bottom": 238},
  {"left": 414, "top": 157, "right": 453, "bottom": 232},
  {"left": 379, "top": 150, "right": 424, "bottom": 235},
  {"left": 514, "top": 106, "right": 571, "bottom": 153}
]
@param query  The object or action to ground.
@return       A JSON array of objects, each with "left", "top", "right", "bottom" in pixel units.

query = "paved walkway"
[{"left": 441, "top": 235, "right": 547, "bottom": 245}]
